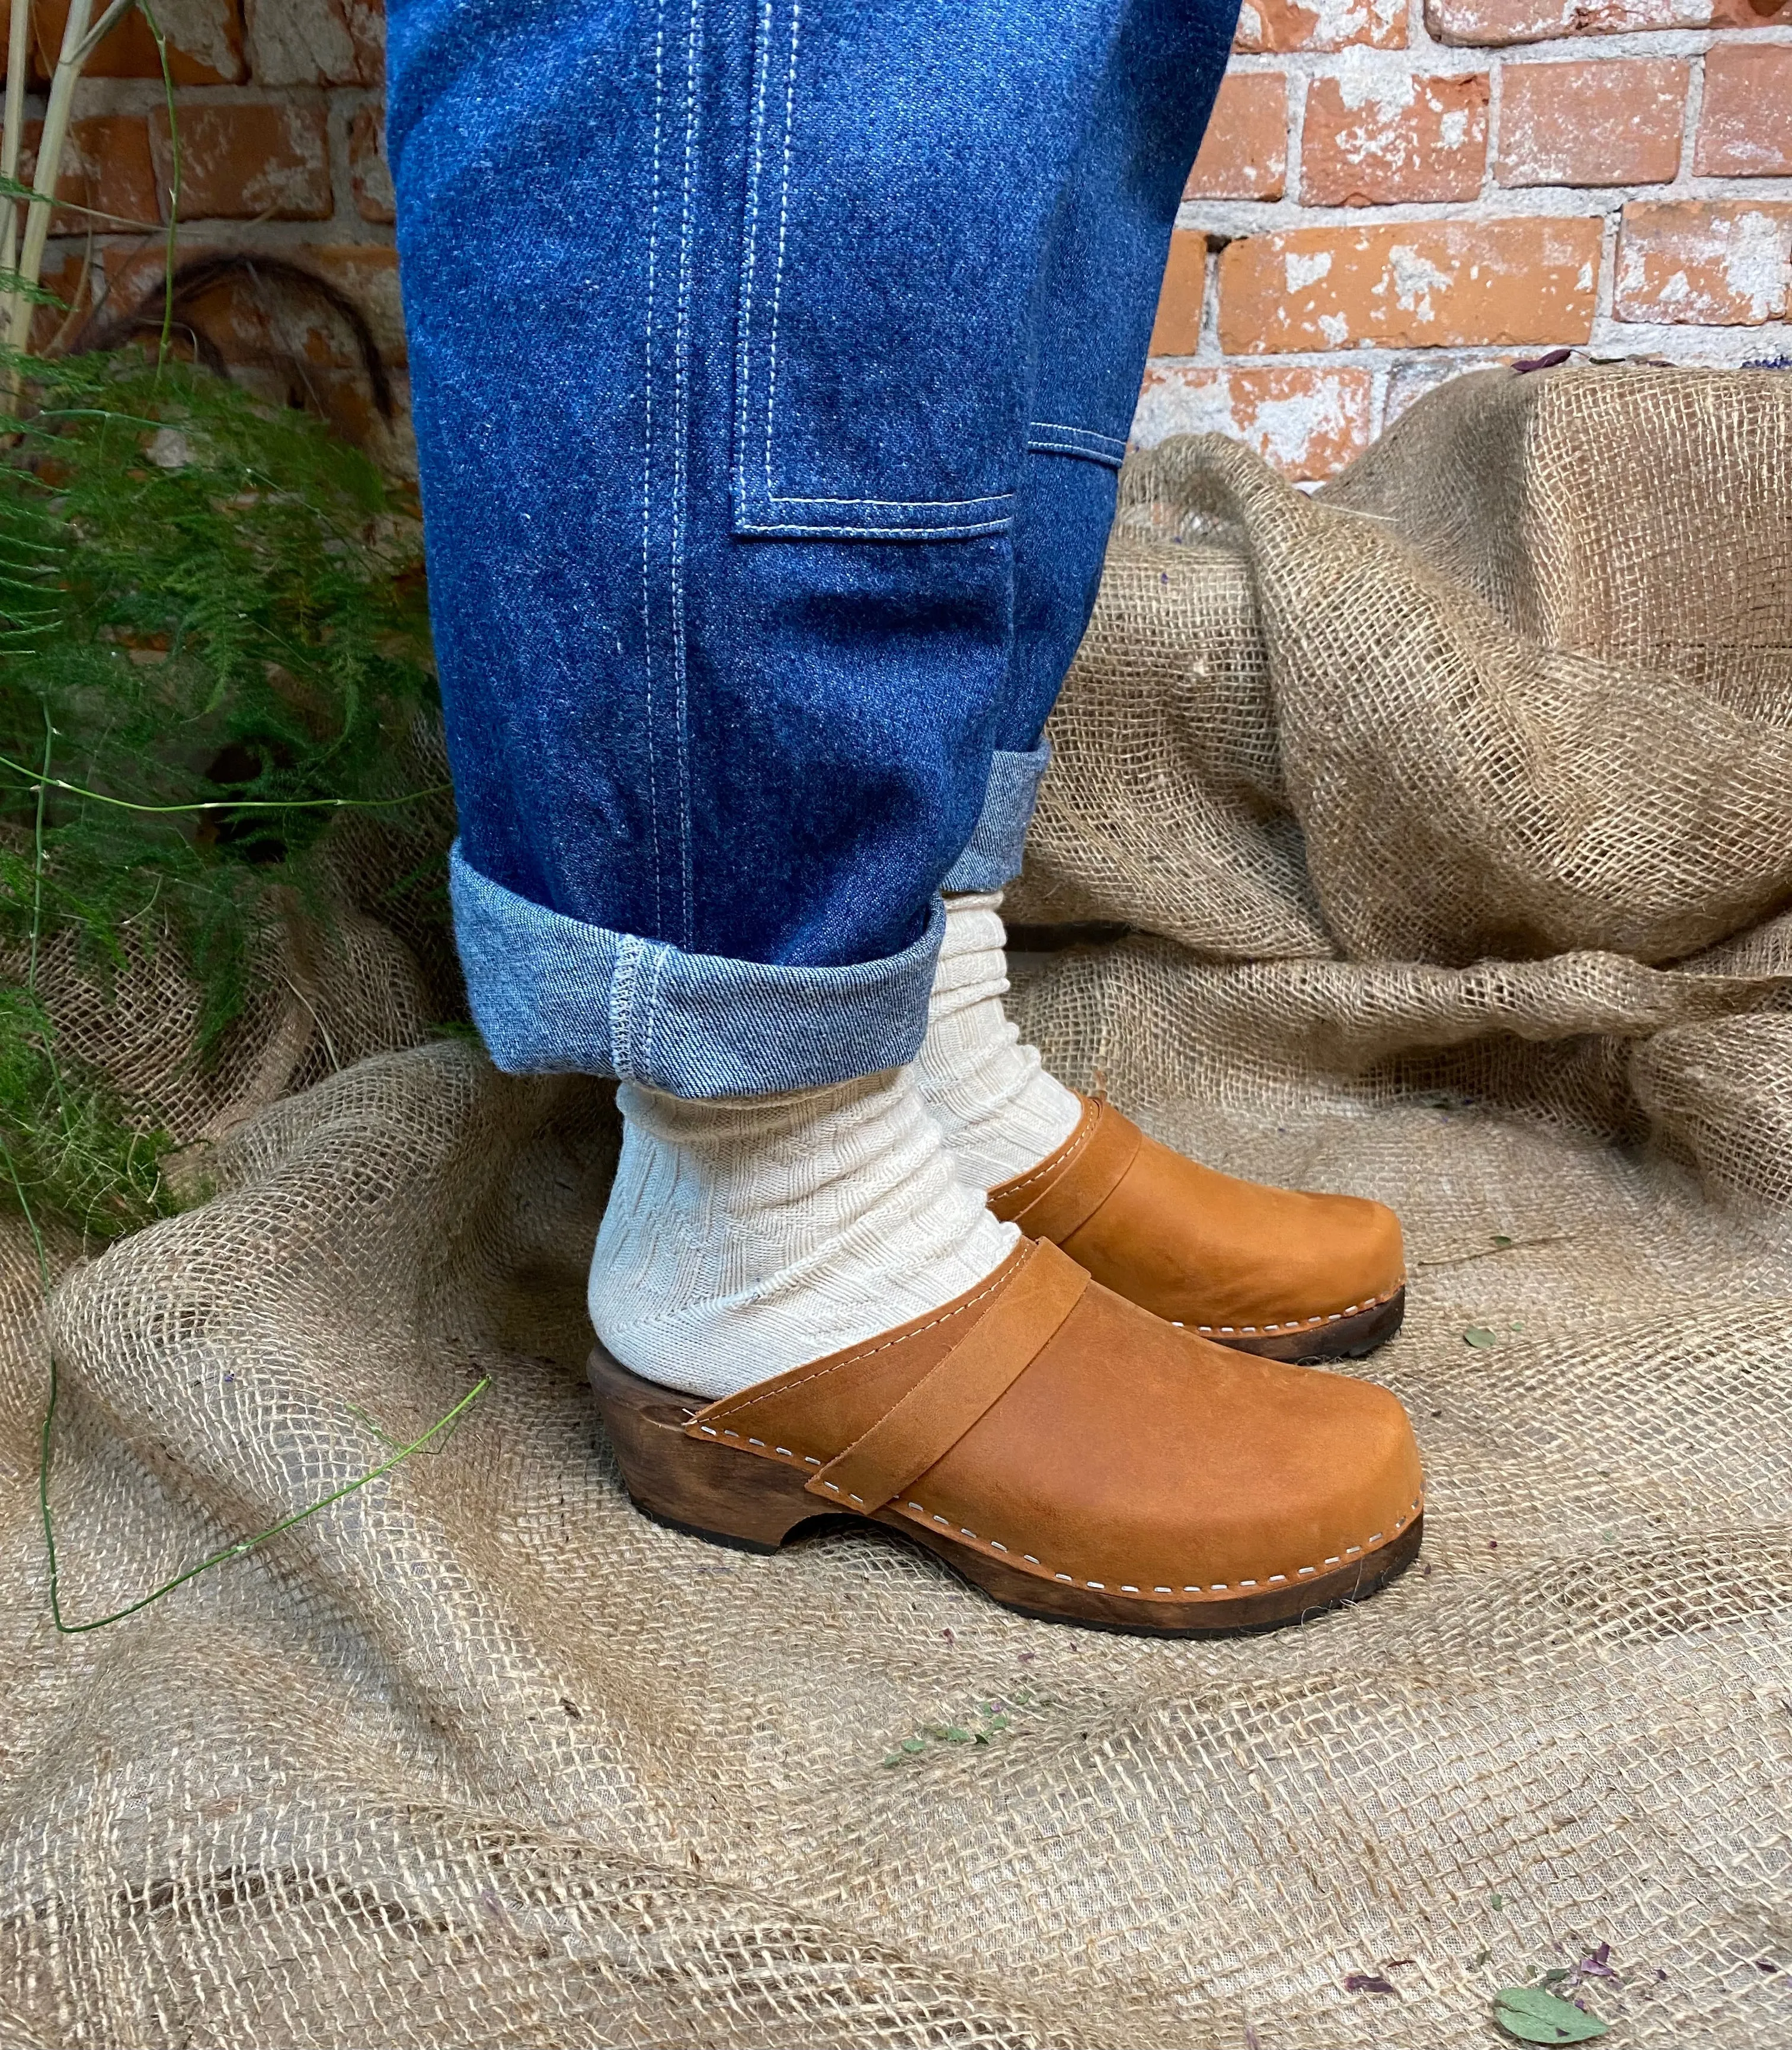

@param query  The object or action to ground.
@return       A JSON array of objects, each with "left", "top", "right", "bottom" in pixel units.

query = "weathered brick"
[
  {"left": 1695, "top": 47, "right": 1792, "bottom": 177},
  {"left": 348, "top": 106, "right": 396, "bottom": 224},
  {"left": 29, "top": 248, "right": 89, "bottom": 350},
  {"left": 1218, "top": 218, "right": 1602, "bottom": 351},
  {"left": 1148, "top": 229, "right": 1207, "bottom": 356},
  {"left": 0, "top": 2, "right": 46, "bottom": 83},
  {"left": 1300, "top": 66, "right": 1488, "bottom": 206},
  {"left": 1615, "top": 200, "right": 1792, "bottom": 324},
  {"left": 1708, "top": 0, "right": 1790, "bottom": 22},
  {"left": 1384, "top": 353, "right": 1523, "bottom": 423},
  {"left": 1427, "top": 0, "right": 1705, "bottom": 46},
  {"left": 30, "top": 0, "right": 242, "bottom": 84},
  {"left": 1133, "top": 364, "right": 1373, "bottom": 480},
  {"left": 103, "top": 239, "right": 406, "bottom": 370},
  {"left": 1497, "top": 59, "right": 1687, "bottom": 187},
  {"left": 18, "top": 114, "right": 158, "bottom": 236},
  {"left": 1185, "top": 72, "right": 1287, "bottom": 200},
  {"left": 244, "top": 0, "right": 382, "bottom": 87},
  {"left": 293, "top": 245, "right": 407, "bottom": 366},
  {"left": 1234, "top": 0, "right": 1404, "bottom": 53},
  {"left": 232, "top": 362, "right": 415, "bottom": 470},
  {"left": 149, "top": 104, "right": 332, "bottom": 222}
]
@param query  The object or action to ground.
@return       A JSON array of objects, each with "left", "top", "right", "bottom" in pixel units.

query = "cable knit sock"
[
  {"left": 917, "top": 890, "right": 1083, "bottom": 1192},
  {"left": 588, "top": 1066, "right": 1019, "bottom": 1401}
]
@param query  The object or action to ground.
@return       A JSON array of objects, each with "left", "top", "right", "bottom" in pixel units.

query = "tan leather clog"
[
  {"left": 988, "top": 1095, "right": 1406, "bottom": 1363},
  {"left": 590, "top": 1237, "right": 1423, "bottom": 1634}
]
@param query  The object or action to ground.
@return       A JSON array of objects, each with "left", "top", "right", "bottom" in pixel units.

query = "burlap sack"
[{"left": 1, "top": 366, "right": 1788, "bottom": 2048}]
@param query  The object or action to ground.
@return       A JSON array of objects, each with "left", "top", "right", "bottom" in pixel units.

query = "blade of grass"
[
  {"left": 137, "top": 1, "right": 180, "bottom": 368},
  {"left": 41, "top": 1360, "right": 491, "bottom": 1633}
]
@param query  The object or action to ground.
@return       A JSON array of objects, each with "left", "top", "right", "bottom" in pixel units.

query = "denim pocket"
[{"left": 734, "top": 0, "right": 1097, "bottom": 541}]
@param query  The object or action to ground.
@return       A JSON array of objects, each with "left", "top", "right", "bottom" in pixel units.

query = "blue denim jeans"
[{"left": 386, "top": 0, "right": 1235, "bottom": 1096}]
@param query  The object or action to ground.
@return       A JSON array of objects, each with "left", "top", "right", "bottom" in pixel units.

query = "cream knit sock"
[
  {"left": 588, "top": 1066, "right": 1018, "bottom": 1401},
  {"left": 917, "top": 891, "right": 1082, "bottom": 1192}
]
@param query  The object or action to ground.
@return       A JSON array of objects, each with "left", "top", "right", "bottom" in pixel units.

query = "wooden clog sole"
[
  {"left": 589, "top": 1344, "right": 1423, "bottom": 1636},
  {"left": 1212, "top": 1287, "right": 1406, "bottom": 1364}
]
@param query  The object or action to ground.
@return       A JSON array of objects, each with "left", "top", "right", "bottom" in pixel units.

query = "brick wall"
[
  {"left": 1142, "top": 0, "right": 1792, "bottom": 478},
  {"left": 4, "top": 0, "right": 402, "bottom": 462},
  {"left": 5, "top": 0, "right": 1790, "bottom": 483}
]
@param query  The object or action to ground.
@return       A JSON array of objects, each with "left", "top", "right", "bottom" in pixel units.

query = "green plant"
[
  {"left": 0, "top": 347, "right": 440, "bottom": 1240},
  {"left": 4, "top": 0, "right": 177, "bottom": 363}
]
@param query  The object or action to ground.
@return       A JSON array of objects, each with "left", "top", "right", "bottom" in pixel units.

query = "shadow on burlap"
[{"left": 2, "top": 366, "right": 1790, "bottom": 2048}]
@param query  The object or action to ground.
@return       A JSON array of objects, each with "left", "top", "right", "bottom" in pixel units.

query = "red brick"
[
  {"left": 1615, "top": 200, "right": 1792, "bottom": 324},
  {"left": 149, "top": 104, "right": 332, "bottom": 222},
  {"left": 1218, "top": 218, "right": 1602, "bottom": 351},
  {"left": 1695, "top": 47, "right": 1792, "bottom": 177},
  {"left": 244, "top": 0, "right": 382, "bottom": 87},
  {"left": 17, "top": 114, "right": 158, "bottom": 236},
  {"left": 1708, "top": 0, "right": 1790, "bottom": 22},
  {"left": 28, "top": 247, "right": 89, "bottom": 350},
  {"left": 1133, "top": 363, "right": 1373, "bottom": 480},
  {"left": 1234, "top": 0, "right": 1404, "bottom": 52},
  {"left": 1300, "top": 69, "right": 1488, "bottom": 205},
  {"left": 0, "top": 2, "right": 47, "bottom": 83},
  {"left": 232, "top": 362, "right": 414, "bottom": 469},
  {"left": 30, "top": 0, "right": 242, "bottom": 84},
  {"left": 1186, "top": 72, "right": 1287, "bottom": 199},
  {"left": 349, "top": 106, "right": 396, "bottom": 224},
  {"left": 1497, "top": 59, "right": 1687, "bottom": 187},
  {"left": 1428, "top": 0, "right": 1705, "bottom": 46},
  {"left": 292, "top": 245, "right": 406, "bottom": 366},
  {"left": 102, "top": 240, "right": 406, "bottom": 371},
  {"left": 1148, "top": 229, "right": 1207, "bottom": 356}
]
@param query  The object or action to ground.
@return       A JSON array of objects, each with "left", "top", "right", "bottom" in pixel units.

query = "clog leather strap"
[
  {"left": 988, "top": 1095, "right": 1142, "bottom": 1244},
  {"left": 803, "top": 1239, "right": 1089, "bottom": 1515}
]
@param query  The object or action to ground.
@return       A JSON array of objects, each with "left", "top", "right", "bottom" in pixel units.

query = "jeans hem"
[
  {"left": 942, "top": 742, "right": 1052, "bottom": 893},
  {"left": 449, "top": 844, "right": 945, "bottom": 1096}
]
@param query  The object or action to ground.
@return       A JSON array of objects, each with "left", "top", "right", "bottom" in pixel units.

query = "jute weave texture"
[{"left": 2, "top": 365, "right": 1788, "bottom": 2048}]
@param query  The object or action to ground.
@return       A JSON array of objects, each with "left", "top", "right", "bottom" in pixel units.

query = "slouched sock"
[
  {"left": 588, "top": 1066, "right": 1019, "bottom": 1401},
  {"left": 916, "top": 891, "right": 1082, "bottom": 1192}
]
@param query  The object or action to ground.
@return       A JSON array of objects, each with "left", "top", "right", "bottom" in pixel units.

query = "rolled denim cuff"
[
  {"left": 940, "top": 742, "right": 1052, "bottom": 894},
  {"left": 449, "top": 843, "right": 945, "bottom": 1096}
]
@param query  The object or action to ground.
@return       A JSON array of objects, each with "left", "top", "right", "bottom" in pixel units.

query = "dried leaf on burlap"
[
  {"left": 1493, "top": 1985, "right": 1611, "bottom": 2042},
  {"left": 2, "top": 366, "right": 1791, "bottom": 2048}
]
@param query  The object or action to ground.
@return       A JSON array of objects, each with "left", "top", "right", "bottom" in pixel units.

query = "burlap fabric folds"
[{"left": 2, "top": 366, "right": 1789, "bottom": 2048}]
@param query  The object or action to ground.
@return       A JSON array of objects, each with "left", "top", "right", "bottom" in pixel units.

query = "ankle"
[
  {"left": 589, "top": 1067, "right": 1016, "bottom": 1401},
  {"left": 917, "top": 891, "right": 1081, "bottom": 1191}
]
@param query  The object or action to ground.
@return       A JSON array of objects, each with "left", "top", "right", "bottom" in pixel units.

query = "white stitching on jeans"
[
  {"left": 610, "top": 935, "right": 646, "bottom": 1081},
  {"left": 672, "top": 0, "right": 700, "bottom": 948},
  {"left": 1027, "top": 420, "right": 1128, "bottom": 453},
  {"left": 761, "top": 0, "right": 801, "bottom": 507},
  {"left": 642, "top": 0, "right": 666, "bottom": 933},
  {"left": 734, "top": 0, "right": 775, "bottom": 517},
  {"left": 741, "top": 0, "right": 1016, "bottom": 526}
]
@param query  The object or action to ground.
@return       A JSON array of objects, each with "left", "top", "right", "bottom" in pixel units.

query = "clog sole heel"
[{"left": 588, "top": 1342, "right": 1424, "bottom": 1637}]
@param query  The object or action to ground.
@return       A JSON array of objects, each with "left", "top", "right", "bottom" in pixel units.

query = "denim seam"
[
  {"left": 610, "top": 933, "right": 645, "bottom": 1082},
  {"left": 643, "top": 936, "right": 670, "bottom": 1084},
  {"left": 761, "top": 0, "right": 800, "bottom": 512},
  {"left": 737, "top": 0, "right": 1019, "bottom": 533},
  {"left": 1028, "top": 420, "right": 1127, "bottom": 453},
  {"left": 734, "top": 0, "right": 774, "bottom": 528},
  {"left": 643, "top": 0, "right": 666, "bottom": 932},
  {"left": 1025, "top": 420, "right": 1128, "bottom": 469},
  {"left": 735, "top": 514, "right": 1017, "bottom": 539},
  {"left": 673, "top": 0, "right": 700, "bottom": 946}
]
